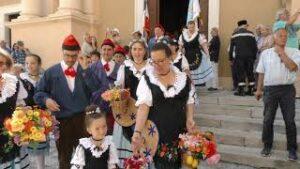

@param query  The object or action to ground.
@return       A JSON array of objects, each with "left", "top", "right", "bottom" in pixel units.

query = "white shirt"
[
  {"left": 60, "top": 61, "right": 78, "bottom": 92},
  {"left": 256, "top": 47, "right": 300, "bottom": 86},
  {"left": 101, "top": 58, "right": 116, "bottom": 76}
]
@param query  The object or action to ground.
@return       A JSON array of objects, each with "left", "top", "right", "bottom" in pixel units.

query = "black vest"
[{"left": 182, "top": 33, "right": 202, "bottom": 70}]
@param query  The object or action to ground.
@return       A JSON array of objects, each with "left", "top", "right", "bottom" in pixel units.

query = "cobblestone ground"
[{"left": 29, "top": 141, "right": 256, "bottom": 169}]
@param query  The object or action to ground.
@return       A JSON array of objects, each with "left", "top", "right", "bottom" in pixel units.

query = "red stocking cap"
[
  {"left": 101, "top": 38, "right": 115, "bottom": 48},
  {"left": 114, "top": 45, "right": 126, "bottom": 56},
  {"left": 62, "top": 34, "right": 81, "bottom": 51}
]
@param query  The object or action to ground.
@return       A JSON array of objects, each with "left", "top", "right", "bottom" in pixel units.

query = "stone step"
[
  {"left": 218, "top": 144, "right": 300, "bottom": 169},
  {"left": 200, "top": 127, "right": 300, "bottom": 153},
  {"left": 195, "top": 114, "right": 300, "bottom": 135},
  {"left": 197, "top": 103, "right": 300, "bottom": 121}
]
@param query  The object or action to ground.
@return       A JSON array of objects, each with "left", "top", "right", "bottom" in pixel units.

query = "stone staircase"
[{"left": 195, "top": 90, "right": 300, "bottom": 169}]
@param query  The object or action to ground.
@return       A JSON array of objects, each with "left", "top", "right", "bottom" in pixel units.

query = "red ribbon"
[
  {"left": 64, "top": 67, "right": 77, "bottom": 77},
  {"left": 104, "top": 63, "right": 110, "bottom": 72}
]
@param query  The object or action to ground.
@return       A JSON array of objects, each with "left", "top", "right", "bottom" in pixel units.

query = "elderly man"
[
  {"left": 81, "top": 33, "right": 96, "bottom": 57},
  {"left": 255, "top": 27, "right": 300, "bottom": 161},
  {"left": 274, "top": 8, "right": 300, "bottom": 49}
]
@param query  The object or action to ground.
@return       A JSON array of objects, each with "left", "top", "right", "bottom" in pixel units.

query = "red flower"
[{"left": 206, "top": 142, "right": 217, "bottom": 158}]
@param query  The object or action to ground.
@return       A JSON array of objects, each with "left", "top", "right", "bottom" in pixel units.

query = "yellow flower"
[
  {"left": 31, "top": 131, "right": 46, "bottom": 142},
  {"left": 13, "top": 109, "right": 26, "bottom": 119},
  {"left": 30, "top": 127, "right": 38, "bottom": 133},
  {"left": 11, "top": 119, "right": 25, "bottom": 132},
  {"left": 27, "top": 110, "right": 34, "bottom": 117},
  {"left": 33, "top": 111, "right": 40, "bottom": 117},
  {"left": 44, "top": 119, "right": 52, "bottom": 127}
]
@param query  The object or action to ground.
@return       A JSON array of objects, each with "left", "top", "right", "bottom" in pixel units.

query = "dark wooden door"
[{"left": 148, "top": 0, "right": 208, "bottom": 38}]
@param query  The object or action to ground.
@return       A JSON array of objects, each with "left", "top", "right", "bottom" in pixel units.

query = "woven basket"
[{"left": 111, "top": 97, "right": 137, "bottom": 127}]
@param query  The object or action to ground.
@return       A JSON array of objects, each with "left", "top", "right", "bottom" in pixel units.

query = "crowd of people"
[{"left": 0, "top": 7, "right": 299, "bottom": 169}]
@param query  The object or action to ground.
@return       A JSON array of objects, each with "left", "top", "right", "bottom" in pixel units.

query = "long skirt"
[
  {"left": 112, "top": 123, "right": 133, "bottom": 168},
  {"left": 191, "top": 52, "right": 213, "bottom": 85}
]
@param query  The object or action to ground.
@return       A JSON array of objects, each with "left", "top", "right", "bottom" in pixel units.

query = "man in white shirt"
[{"left": 255, "top": 28, "right": 300, "bottom": 161}]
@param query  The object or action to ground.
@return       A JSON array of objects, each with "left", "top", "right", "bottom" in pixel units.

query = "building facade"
[{"left": 0, "top": 0, "right": 299, "bottom": 88}]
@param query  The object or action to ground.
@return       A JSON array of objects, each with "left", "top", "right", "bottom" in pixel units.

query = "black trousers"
[
  {"left": 262, "top": 85, "right": 297, "bottom": 151},
  {"left": 231, "top": 59, "right": 238, "bottom": 89},
  {"left": 235, "top": 58, "right": 255, "bottom": 86}
]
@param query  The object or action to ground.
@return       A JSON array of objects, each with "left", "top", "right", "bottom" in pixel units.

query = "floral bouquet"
[
  {"left": 101, "top": 87, "right": 131, "bottom": 102},
  {"left": 179, "top": 131, "right": 221, "bottom": 169},
  {"left": 156, "top": 141, "right": 180, "bottom": 163},
  {"left": 124, "top": 155, "right": 151, "bottom": 169},
  {"left": 3, "top": 107, "right": 59, "bottom": 146}
]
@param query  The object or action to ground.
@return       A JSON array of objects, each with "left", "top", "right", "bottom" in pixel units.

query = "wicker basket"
[{"left": 111, "top": 97, "right": 137, "bottom": 127}]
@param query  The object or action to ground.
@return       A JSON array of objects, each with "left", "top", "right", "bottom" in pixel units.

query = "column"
[
  {"left": 56, "top": 0, "right": 83, "bottom": 14},
  {"left": 208, "top": 0, "right": 220, "bottom": 40},
  {"left": 83, "top": 0, "right": 94, "bottom": 15},
  {"left": 19, "top": 0, "right": 43, "bottom": 19}
]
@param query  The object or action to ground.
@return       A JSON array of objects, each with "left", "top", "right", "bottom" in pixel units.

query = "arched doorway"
[{"left": 148, "top": 0, "right": 208, "bottom": 38}]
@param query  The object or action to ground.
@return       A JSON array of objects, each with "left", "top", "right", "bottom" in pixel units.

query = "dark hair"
[
  {"left": 151, "top": 42, "right": 172, "bottom": 58},
  {"left": 187, "top": 20, "right": 195, "bottom": 25},
  {"left": 124, "top": 45, "right": 130, "bottom": 53},
  {"left": 0, "top": 50, "right": 13, "bottom": 68},
  {"left": 84, "top": 105, "right": 106, "bottom": 128},
  {"left": 90, "top": 50, "right": 101, "bottom": 58},
  {"left": 26, "top": 54, "right": 42, "bottom": 65},
  {"left": 129, "top": 40, "right": 148, "bottom": 60}
]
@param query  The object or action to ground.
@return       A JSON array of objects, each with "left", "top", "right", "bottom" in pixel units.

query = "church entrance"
[{"left": 148, "top": 0, "right": 209, "bottom": 39}]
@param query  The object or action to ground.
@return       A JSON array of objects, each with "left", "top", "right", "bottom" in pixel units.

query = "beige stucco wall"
[
  {"left": 96, "top": 0, "right": 135, "bottom": 45},
  {"left": 0, "top": 0, "right": 20, "bottom": 6},
  {"left": 8, "top": 17, "right": 91, "bottom": 68},
  {"left": 219, "top": 0, "right": 282, "bottom": 78}
]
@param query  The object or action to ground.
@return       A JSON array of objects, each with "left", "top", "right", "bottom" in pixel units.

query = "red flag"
[{"left": 143, "top": 0, "right": 150, "bottom": 39}]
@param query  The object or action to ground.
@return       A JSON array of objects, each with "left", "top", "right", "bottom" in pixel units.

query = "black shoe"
[
  {"left": 234, "top": 87, "right": 245, "bottom": 96},
  {"left": 261, "top": 147, "right": 272, "bottom": 157},
  {"left": 208, "top": 87, "right": 214, "bottom": 91},
  {"left": 208, "top": 87, "right": 218, "bottom": 91},
  {"left": 245, "top": 85, "right": 254, "bottom": 96},
  {"left": 288, "top": 150, "right": 298, "bottom": 161},
  {"left": 245, "top": 90, "right": 254, "bottom": 96}
]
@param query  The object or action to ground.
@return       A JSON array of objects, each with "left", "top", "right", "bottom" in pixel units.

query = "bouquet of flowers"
[
  {"left": 124, "top": 155, "right": 151, "bottom": 169},
  {"left": 179, "top": 131, "right": 221, "bottom": 169},
  {"left": 101, "top": 87, "right": 131, "bottom": 102},
  {"left": 3, "top": 107, "right": 59, "bottom": 146},
  {"left": 156, "top": 141, "right": 180, "bottom": 162}
]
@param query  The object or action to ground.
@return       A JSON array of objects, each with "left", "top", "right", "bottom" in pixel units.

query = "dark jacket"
[
  {"left": 229, "top": 28, "right": 257, "bottom": 61},
  {"left": 34, "top": 63, "right": 104, "bottom": 119},
  {"left": 209, "top": 36, "right": 220, "bottom": 62}
]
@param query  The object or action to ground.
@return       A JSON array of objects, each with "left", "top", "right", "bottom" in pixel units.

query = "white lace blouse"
[
  {"left": 70, "top": 136, "right": 119, "bottom": 169},
  {"left": 135, "top": 66, "right": 196, "bottom": 107},
  {"left": 114, "top": 59, "right": 150, "bottom": 88},
  {"left": 0, "top": 73, "right": 27, "bottom": 106}
]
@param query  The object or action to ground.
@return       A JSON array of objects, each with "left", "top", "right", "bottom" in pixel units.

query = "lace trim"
[
  {"left": 79, "top": 136, "right": 113, "bottom": 158},
  {"left": 0, "top": 73, "right": 18, "bottom": 104},
  {"left": 145, "top": 66, "right": 188, "bottom": 98},
  {"left": 124, "top": 59, "right": 149, "bottom": 79}
]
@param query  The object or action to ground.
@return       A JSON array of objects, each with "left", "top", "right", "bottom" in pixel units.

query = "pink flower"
[{"left": 206, "top": 154, "right": 221, "bottom": 165}]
